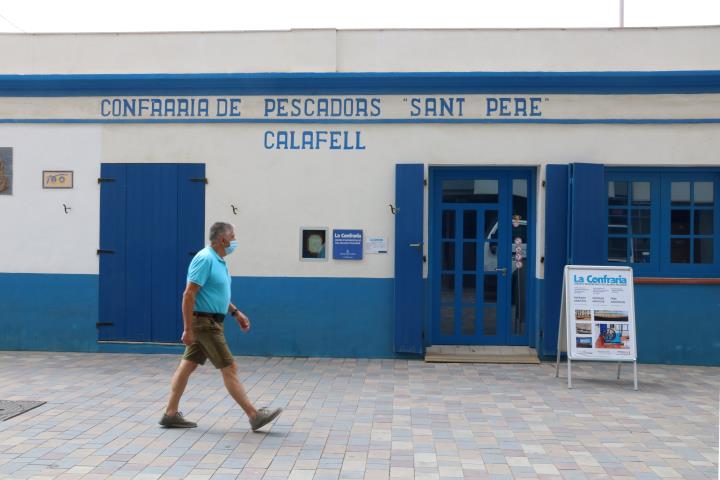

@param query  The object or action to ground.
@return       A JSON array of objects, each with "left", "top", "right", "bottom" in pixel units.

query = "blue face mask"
[{"left": 225, "top": 240, "right": 238, "bottom": 255}]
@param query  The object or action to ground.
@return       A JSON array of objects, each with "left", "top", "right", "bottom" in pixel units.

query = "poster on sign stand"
[{"left": 554, "top": 265, "right": 638, "bottom": 390}]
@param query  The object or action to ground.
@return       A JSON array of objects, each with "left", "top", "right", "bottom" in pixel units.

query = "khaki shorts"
[{"left": 182, "top": 316, "right": 235, "bottom": 369}]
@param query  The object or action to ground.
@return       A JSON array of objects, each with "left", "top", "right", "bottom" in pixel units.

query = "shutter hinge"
[
  {"left": 97, "top": 178, "right": 115, "bottom": 183},
  {"left": 190, "top": 178, "right": 208, "bottom": 184},
  {"left": 96, "top": 322, "right": 114, "bottom": 327},
  {"left": 97, "top": 249, "right": 115, "bottom": 254}
]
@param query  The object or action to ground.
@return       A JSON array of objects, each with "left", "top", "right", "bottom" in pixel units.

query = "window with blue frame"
[{"left": 606, "top": 169, "right": 719, "bottom": 277}]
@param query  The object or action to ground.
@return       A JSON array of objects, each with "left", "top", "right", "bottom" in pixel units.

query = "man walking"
[{"left": 160, "top": 222, "right": 282, "bottom": 431}]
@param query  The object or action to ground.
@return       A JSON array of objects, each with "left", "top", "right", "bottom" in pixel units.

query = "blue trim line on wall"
[
  {"left": 1, "top": 71, "right": 720, "bottom": 96},
  {"left": 1, "top": 118, "right": 719, "bottom": 125}
]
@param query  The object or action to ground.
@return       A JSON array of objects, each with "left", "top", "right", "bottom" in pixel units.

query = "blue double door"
[
  {"left": 431, "top": 169, "right": 532, "bottom": 346},
  {"left": 98, "top": 163, "right": 205, "bottom": 342}
]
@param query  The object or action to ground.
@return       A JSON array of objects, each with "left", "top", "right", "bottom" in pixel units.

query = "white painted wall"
[
  {"left": 1, "top": 122, "right": 719, "bottom": 277},
  {"left": 0, "top": 126, "right": 101, "bottom": 274},
  {"left": 0, "top": 27, "right": 719, "bottom": 74},
  {"left": 337, "top": 28, "right": 720, "bottom": 72}
]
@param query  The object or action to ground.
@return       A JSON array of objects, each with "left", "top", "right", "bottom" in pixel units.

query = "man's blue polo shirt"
[{"left": 187, "top": 246, "right": 231, "bottom": 314}]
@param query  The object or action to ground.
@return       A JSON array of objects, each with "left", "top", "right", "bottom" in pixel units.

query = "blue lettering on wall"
[
  {"left": 263, "top": 98, "right": 276, "bottom": 117},
  {"left": 409, "top": 98, "right": 421, "bottom": 117},
  {"left": 197, "top": 98, "right": 209, "bottom": 117},
  {"left": 263, "top": 130, "right": 366, "bottom": 150},
  {"left": 486, "top": 96, "right": 543, "bottom": 117},
  {"left": 177, "top": 98, "right": 189, "bottom": 117},
  {"left": 151, "top": 99, "right": 163, "bottom": 116},
  {"left": 100, "top": 99, "right": 110, "bottom": 117},
  {"left": 99, "top": 96, "right": 388, "bottom": 119},
  {"left": 408, "top": 97, "right": 465, "bottom": 117},
  {"left": 98, "top": 95, "right": 550, "bottom": 121},
  {"left": 264, "top": 131, "right": 274, "bottom": 149},
  {"left": 276, "top": 98, "right": 288, "bottom": 117},
  {"left": 155, "top": 97, "right": 207, "bottom": 117},
  {"left": 217, "top": 98, "right": 242, "bottom": 117},
  {"left": 370, "top": 98, "right": 381, "bottom": 117},
  {"left": 530, "top": 97, "right": 542, "bottom": 116}
]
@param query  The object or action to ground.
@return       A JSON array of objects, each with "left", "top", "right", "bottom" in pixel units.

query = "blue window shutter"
[
  {"left": 569, "top": 163, "right": 606, "bottom": 265},
  {"left": 394, "top": 164, "right": 425, "bottom": 354},
  {"left": 543, "top": 164, "right": 569, "bottom": 357}
]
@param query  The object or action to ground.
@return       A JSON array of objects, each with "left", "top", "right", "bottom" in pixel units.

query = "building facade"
[{"left": 0, "top": 28, "right": 718, "bottom": 365}]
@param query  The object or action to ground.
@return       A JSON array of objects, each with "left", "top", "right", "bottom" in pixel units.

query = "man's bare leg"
[
  {"left": 221, "top": 362, "right": 258, "bottom": 420},
  {"left": 165, "top": 359, "right": 198, "bottom": 416}
]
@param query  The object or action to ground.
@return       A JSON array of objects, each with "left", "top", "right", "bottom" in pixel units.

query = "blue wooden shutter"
[
  {"left": 98, "top": 164, "right": 127, "bottom": 341},
  {"left": 543, "top": 163, "right": 605, "bottom": 357},
  {"left": 176, "top": 164, "right": 206, "bottom": 339},
  {"left": 394, "top": 164, "right": 424, "bottom": 354},
  {"left": 569, "top": 163, "right": 605, "bottom": 265},
  {"left": 149, "top": 164, "right": 180, "bottom": 342},
  {"left": 542, "top": 164, "right": 569, "bottom": 356}
]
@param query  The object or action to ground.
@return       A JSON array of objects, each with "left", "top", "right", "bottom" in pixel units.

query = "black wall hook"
[
  {"left": 389, "top": 204, "right": 399, "bottom": 215},
  {"left": 231, "top": 205, "right": 239, "bottom": 215},
  {"left": 63, "top": 204, "right": 71, "bottom": 214}
]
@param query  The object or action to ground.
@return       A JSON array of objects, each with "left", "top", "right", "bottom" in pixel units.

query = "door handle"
[
  {"left": 495, "top": 267, "right": 507, "bottom": 276},
  {"left": 409, "top": 242, "right": 423, "bottom": 249}
]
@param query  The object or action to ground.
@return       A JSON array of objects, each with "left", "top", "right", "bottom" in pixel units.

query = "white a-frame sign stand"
[{"left": 555, "top": 265, "right": 638, "bottom": 390}]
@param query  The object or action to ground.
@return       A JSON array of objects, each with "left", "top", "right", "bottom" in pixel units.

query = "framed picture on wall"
[
  {"left": 0, "top": 148, "right": 12, "bottom": 195},
  {"left": 42, "top": 171, "right": 74, "bottom": 189},
  {"left": 300, "top": 227, "right": 328, "bottom": 261}
]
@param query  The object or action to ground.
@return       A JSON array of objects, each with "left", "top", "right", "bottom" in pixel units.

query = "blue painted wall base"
[
  {"left": 0, "top": 274, "right": 99, "bottom": 352},
  {"left": 634, "top": 284, "right": 720, "bottom": 365},
  {"left": 538, "top": 278, "right": 720, "bottom": 366},
  {"left": 1, "top": 273, "right": 717, "bottom": 365},
  {"left": 0, "top": 273, "right": 398, "bottom": 358},
  {"left": 226, "top": 277, "right": 396, "bottom": 358}
]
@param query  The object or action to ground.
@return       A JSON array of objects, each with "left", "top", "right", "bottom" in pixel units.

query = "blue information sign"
[{"left": 332, "top": 229, "right": 363, "bottom": 260}]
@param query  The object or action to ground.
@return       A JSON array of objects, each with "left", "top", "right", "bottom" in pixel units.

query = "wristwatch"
[{"left": 229, "top": 308, "right": 238, "bottom": 316}]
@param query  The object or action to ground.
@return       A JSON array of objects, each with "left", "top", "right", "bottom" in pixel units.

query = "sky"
[{"left": 0, "top": 0, "right": 718, "bottom": 33}]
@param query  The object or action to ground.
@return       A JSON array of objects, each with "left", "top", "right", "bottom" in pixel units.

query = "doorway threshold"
[{"left": 425, "top": 345, "right": 540, "bottom": 364}]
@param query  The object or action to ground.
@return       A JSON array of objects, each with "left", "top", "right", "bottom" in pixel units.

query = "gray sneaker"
[
  {"left": 249, "top": 407, "right": 282, "bottom": 431},
  {"left": 159, "top": 411, "right": 197, "bottom": 428}
]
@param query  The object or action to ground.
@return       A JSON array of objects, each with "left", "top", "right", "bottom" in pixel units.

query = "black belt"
[{"left": 193, "top": 312, "right": 225, "bottom": 322}]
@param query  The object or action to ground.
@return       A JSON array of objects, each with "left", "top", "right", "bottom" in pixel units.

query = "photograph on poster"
[
  {"left": 576, "top": 337, "right": 592, "bottom": 348},
  {"left": 575, "top": 309, "right": 591, "bottom": 321},
  {"left": 594, "top": 310, "right": 629, "bottom": 322},
  {"left": 300, "top": 228, "right": 327, "bottom": 261},
  {"left": 595, "top": 323, "right": 631, "bottom": 349},
  {"left": 576, "top": 323, "right": 592, "bottom": 335}
]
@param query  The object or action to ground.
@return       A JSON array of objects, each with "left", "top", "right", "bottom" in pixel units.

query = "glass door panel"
[
  {"left": 510, "top": 179, "right": 528, "bottom": 337},
  {"left": 432, "top": 170, "right": 531, "bottom": 346}
]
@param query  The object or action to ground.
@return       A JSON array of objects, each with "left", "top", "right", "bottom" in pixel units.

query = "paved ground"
[{"left": 0, "top": 352, "right": 717, "bottom": 480}]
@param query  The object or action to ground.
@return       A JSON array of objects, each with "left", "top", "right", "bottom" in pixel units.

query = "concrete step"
[{"left": 425, "top": 345, "right": 540, "bottom": 364}]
